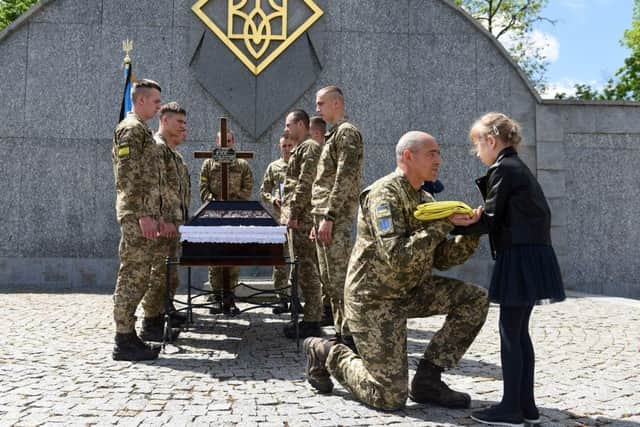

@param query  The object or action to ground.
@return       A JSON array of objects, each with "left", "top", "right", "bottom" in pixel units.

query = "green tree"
[
  {"left": 453, "top": 0, "right": 553, "bottom": 92},
  {"left": 0, "top": 0, "right": 38, "bottom": 31},
  {"left": 562, "top": 1, "right": 639, "bottom": 101}
]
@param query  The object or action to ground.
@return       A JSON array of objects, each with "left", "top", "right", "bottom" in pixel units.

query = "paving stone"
[{"left": 0, "top": 292, "right": 638, "bottom": 425}]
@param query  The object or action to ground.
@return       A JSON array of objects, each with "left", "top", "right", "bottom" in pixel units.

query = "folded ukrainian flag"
[{"left": 414, "top": 201, "right": 473, "bottom": 221}]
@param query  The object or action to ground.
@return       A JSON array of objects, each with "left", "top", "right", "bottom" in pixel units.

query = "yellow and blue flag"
[{"left": 119, "top": 62, "right": 133, "bottom": 122}]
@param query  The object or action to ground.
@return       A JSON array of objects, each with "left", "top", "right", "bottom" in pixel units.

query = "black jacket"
[{"left": 454, "top": 146, "right": 552, "bottom": 259}]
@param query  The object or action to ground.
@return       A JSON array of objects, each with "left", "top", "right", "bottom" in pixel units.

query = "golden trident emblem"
[
  {"left": 228, "top": 0, "right": 287, "bottom": 60},
  {"left": 192, "top": 0, "right": 323, "bottom": 75},
  {"left": 122, "top": 39, "right": 133, "bottom": 65}
]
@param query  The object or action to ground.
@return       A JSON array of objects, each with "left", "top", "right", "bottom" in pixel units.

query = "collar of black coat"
[
  {"left": 487, "top": 145, "right": 518, "bottom": 170},
  {"left": 495, "top": 146, "right": 517, "bottom": 163}
]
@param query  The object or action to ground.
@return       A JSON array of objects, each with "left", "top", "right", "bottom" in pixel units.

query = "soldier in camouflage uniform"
[
  {"left": 311, "top": 86, "right": 363, "bottom": 349},
  {"left": 141, "top": 102, "right": 191, "bottom": 337},
  {"left": 112, "top": 79, "right": 168, "bottom": 361},
  {"left": 280, "top": 110, "right": 324, "bottom": 338},
  {"left": 200, "top": 129, "right": 253, "bottom": 313},
  {"left": 308, "top": 116, "right": 333, "bottom": 327},
  {"left": 260, "top": 133, "right": 294, "bottom": 314},
  {"left": 304, "top": 132, "right": 489, "bottom": 411}
]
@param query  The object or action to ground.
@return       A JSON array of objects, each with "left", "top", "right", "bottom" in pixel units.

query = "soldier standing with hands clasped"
[
  {"left": 260, "top": 133, "right": 295, "bottom": 314},
  {"left": 280, "top": 110, "right": 325, "bottom": 339},
  {"left": 310, "top": 86, "right": 363, "bottom": 351},
  {"left": 140, "top": 102, "right": 191, "bottom": 339},
  {"left": 111, "top": 79, "right": 170, "bottom": 361},
  {"left": 199, "top": 129, "right": 253, "bottom": 313}
]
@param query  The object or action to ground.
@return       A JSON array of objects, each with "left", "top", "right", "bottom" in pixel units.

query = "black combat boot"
[
  {"left": 168, "top": 302, "right": 187, "bottom": 327},
  {"left": 303, "top": 337, "right": 336, "bottom": 393},
  {"left": 112, "top": 332, "right": 160, "bottom": 361},
  {"left": 272, "top": 299, "right": 290, "bottom": 315},
  {"left": 283, "top": 320, "right": 322, "bottom": 339},
  {"left": 340, "top": 335, "right": 358, "bottom": 355},
  {"left": 319, "top": 304, "right": 334, "bottom": 327},
  {"left": 139, "top": 316, "right": 181, "bottom": 342},
  {"left": 409, "top": 359, "right": 471, "bottom": 408}
]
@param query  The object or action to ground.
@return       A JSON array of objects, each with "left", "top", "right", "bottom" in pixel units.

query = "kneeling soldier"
[{"left": 304, "top": 131, "right": 489, "bottom": 410}]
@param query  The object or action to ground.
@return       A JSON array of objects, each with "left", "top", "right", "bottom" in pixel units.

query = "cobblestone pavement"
[{"left": 0, "top": 290, "right": 638, "bottom": 426}]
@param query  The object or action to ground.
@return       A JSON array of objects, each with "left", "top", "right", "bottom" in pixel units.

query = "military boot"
[
  {"left": 139, "top": 316, "right": 181, "bottom": 342},
  {"left": 272, "top": 299, "right": 290, "bottom": 315},
  {"left": 283, "top": 320, "right": 322, "bottom": 339},
  {"left": 409, "top": 359, "right": 471, "bottom": 408},
  {"left": 319, "top": 304, "right": 334, "bottom": 327},
  {"left": 112, "top": 332, "right": 160, "bottom": 361},
  {"left": 340, "top": 335, "right": 358, "bottom": 355},
  {"left": 168, "top": 303, "right": 187, "bottom": 327},
  {"left": 303, "top": 337, "right": 336, "bottom": 394}
]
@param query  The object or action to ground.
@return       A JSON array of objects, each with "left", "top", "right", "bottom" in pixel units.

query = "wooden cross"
[{"left": 194, "top": 117, "right": 254, "bottom": 315}]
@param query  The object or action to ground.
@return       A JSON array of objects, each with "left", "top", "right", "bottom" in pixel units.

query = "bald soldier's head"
[
  {"left": 396, "top": 131, "right": 442, "bottom": 190},
  {"left": 315, "top": 85, "right": 345, "bottom": 124}
]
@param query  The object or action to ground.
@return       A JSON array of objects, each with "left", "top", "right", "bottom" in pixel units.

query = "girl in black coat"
[{"left": 459, "top": 113, "right": 565, "bottom": 427}]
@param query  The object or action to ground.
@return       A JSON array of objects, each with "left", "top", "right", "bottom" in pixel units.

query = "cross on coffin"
[{"left": 194, "top": 117, "right": 254, "bottom": 315}]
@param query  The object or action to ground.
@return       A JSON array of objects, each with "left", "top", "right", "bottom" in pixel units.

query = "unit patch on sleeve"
[
  {"left": 117, "top": 143, "right": 130, "bottom": 159},
  {"left": 375, "top": 202, "right": 394, "bottom": 235}
]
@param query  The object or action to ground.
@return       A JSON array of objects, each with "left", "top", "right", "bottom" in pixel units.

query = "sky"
[{"left": 533, "top": 0, "right": 635, "bottom": 97}]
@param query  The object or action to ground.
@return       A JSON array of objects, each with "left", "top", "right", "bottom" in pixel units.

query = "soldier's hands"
[
  {"left": 317, "top": 219, "right": 333, "bottom": 244},
  {"left": 159, "top": 222, "right": 178, "bottom": 238},
  {"left": 287, "top": 218, "right": 299, "bottom": 229},
  {"left": 274, "top": 199, "right": 281, "bottom": 208},
  {"left": 448, "top": 207, "right": 483, "bottom": 226},
  {"left": 309, "top": 227, "right": 316, "bottom": 241},
  {"left": 139, "top": 216, "right": 158, "bottom": 240}
]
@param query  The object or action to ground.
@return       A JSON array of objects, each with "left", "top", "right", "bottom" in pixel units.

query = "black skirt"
[{"left": 489, "top": 245, "right": 566, "bottom": 306}]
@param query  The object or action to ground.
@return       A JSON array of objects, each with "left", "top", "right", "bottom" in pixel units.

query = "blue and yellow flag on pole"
[{"left": 119, "top": 40, "right": 134, "bottom": 122}]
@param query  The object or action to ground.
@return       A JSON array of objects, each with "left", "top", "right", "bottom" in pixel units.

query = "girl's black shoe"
[{"left": 471, "top": 405, "right": 524, "bottom": 427}]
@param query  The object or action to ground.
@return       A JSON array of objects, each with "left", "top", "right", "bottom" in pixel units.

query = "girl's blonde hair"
[{"left": 469, "top": 112, "right": 522, "bottom": 147}]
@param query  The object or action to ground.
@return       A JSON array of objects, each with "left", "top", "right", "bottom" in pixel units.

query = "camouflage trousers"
[
  {"left": 314, "top": 216, "right": 354, "bottom": 335},
  {"left": 290, "top": 222, "right": 323, "bottom": 322},
  {"left": 326, "top": 275, "right": 489, "bottom": 411},
  {"left": 140, "top": 236, "right": 180, "bottom": 318},
  {"left": 208, "top": 266, "right": 240, "bottom": 293},
  {"left": 113, "top": 217, "right": 165, "bottom": 334},
  {"left": 273, "top": 240, "right": 289, "bottom": 299}
]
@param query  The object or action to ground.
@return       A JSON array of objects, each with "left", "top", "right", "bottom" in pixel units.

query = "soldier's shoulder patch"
[
  {"left": 375, "top": 202, "right": 392, "bottom": 218},
  {"left": 117, "top": 142, "right": 130, "bottom": 159},
  {"left": 374, "top": 202, "right": 394, "bottom": 235},
  {"left": 377, "top": 216, "right": 394, "bottom": 235}
]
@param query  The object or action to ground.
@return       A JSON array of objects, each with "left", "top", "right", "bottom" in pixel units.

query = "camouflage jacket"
[
  {"left": 199, "top": 158, "right": 253, "bottom": 202},
  {"left": 112, "top": 112, "right": 163, "bottom": 223},
  {"left": 344, "top": 169, "right": 480, "bottom": 303},
  {"left": 310, "top": 119, "right": 363, "bottom": 221},
  {"left": 155, "top": 134, "right": 191, "bottom": 225},
  {"left": 260, "top": 157, "right": 287, "bottom": 222},
  {"left": 282, "top": 138, "right": 322, "bottom": 224}
]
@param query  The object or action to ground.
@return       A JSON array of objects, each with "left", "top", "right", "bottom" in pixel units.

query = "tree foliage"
[
  {"left": 557, "top": 0, "right": 640, "bottom": 101},
  {"left": 453, "top": 0, "right": 553, "bottom": 92},
  {"left": 0, "top": 0, "right": 38, "bottom": 31}
]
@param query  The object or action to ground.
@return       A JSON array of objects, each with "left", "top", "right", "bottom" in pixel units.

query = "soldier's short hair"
[
  {"left": 396, "top": 131, "right": 433, "bottom": 162},
  {"left": 131, "top": 79, "right": 161, "bottom": 102},
  {"left": 319, "top": 85, "right": 344, "bottom": 101},
  {"left": 159, "top": 102, "right": 186, "bottom": 118},
  {"left": 289, "top": 109, "right": 310, "bottom": 128},
  {"left": 309, "top": 116, "right": 326, "bottom": 134}
]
